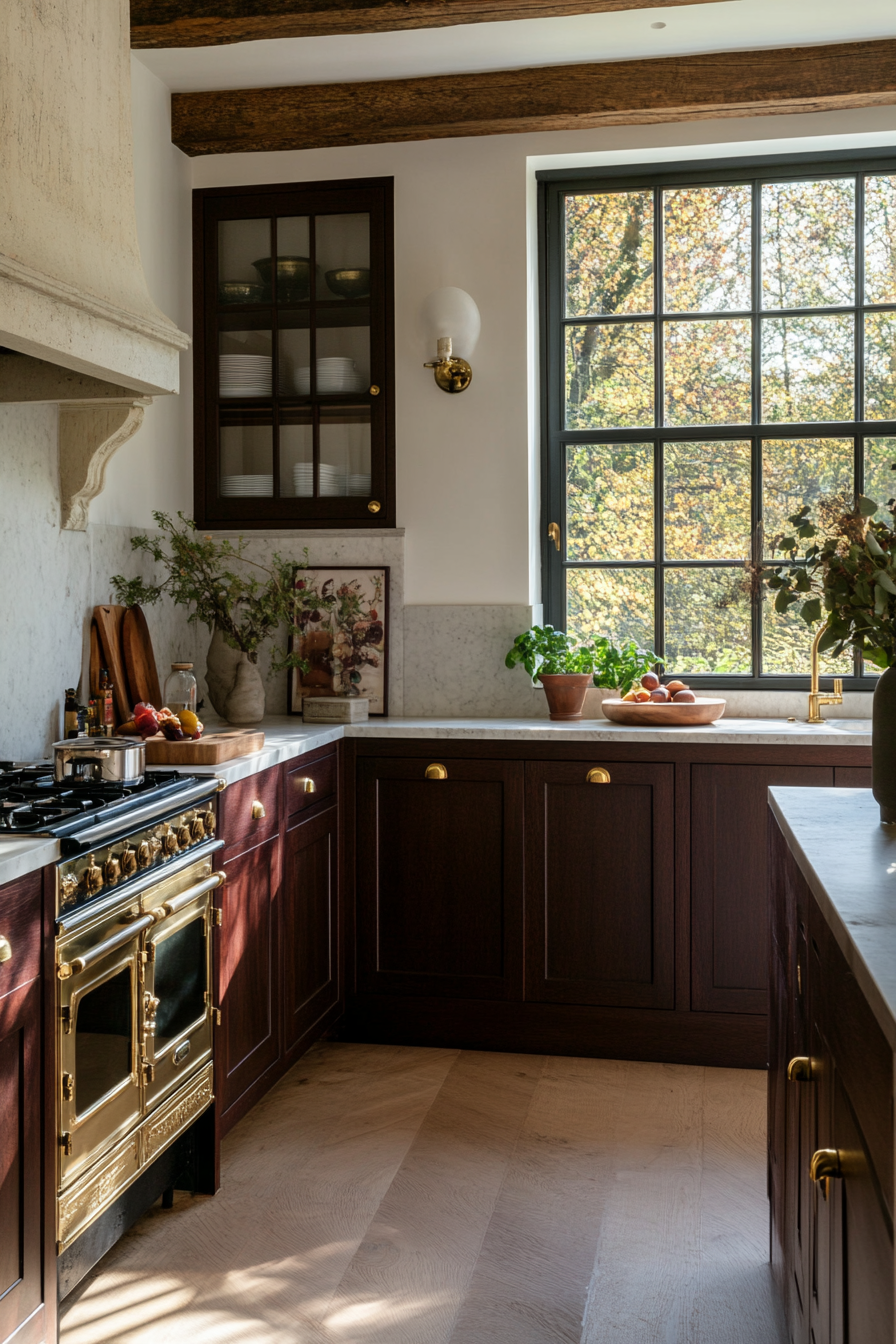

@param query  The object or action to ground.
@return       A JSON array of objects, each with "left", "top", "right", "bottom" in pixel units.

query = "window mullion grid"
[
  {"left": 654, "top": 186, "right": 665, "bottom": 664},
  {"left": 855, "top": 171, "right": 866, "bottom": 679},
  {"left": 751, "top": 179, "right": 764, "bottom": 677}
]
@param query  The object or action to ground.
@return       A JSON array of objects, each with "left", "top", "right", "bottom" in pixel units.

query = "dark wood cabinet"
[
  {"left": 525, "top": 761, "right": 674, "bottom": 1009},
  {"left": 216, "top": 746, "right": 343, "bottom": 1136},
  {"left": 217, "top": 833, "right": 280, "bottom": 1117},
  {"left": 282, "top": 806, "right": 339, "bottom": 1055},
  {"left": 193, "top": 176, "right": 395, "bottom": 529},
  {"left": 0, "top": 873, "right": 49, "bottom": 1344},
  {"left": 769, "top": 816, "right": 894, "bottom": 1344},
  {"left": 355, "top": 756, "right": 524, "bottom": 1000},
  {"left": 691, "top": 764, "right": 833, "bottom": 1016}
]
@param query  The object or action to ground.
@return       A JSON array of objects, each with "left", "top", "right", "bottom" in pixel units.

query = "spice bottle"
[
  {"left": 98, "top": 669, "right": 115, "bottom": 737},
  {"left": 86, "top": 699, "right": 99, "bottom": 737},
  {"left": 64, "top": 688, "right": 79, "bottom": 739},
  {"left": 163, "top": 663, "right": 198, "bottom": 715}
]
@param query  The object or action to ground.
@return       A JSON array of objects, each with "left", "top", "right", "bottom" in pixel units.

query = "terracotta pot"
[
  {"left": 872, "top": 664, "right": 896, "bottom": 822},
  {"left": 539, "top": 672, "right": 592, "bottom": 721}
]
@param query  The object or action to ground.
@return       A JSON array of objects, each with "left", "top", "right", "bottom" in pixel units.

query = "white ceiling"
[{"left": 135, "top": 0, "right": 896, "bottom": 93}]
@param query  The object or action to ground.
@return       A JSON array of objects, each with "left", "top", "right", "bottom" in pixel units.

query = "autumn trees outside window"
[{"left": 540, "top": 154, "right": 896, "bottom": 685}]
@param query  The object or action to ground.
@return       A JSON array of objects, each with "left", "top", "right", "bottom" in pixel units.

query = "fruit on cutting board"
[
  {"left": 134, "top": 702, "right": 160, "bottom": 738},
  {"left": 128, "top": 702, "right": 204, "bottom": 740},
  {"left": 177, "top": 710, "right": 203, "bottom": 739}
]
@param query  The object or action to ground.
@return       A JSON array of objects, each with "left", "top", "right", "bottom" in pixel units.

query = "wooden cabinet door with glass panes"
[
  {"left": 543, "top": 162, "right": 896, "bottom": 689},
  {"left": 194, "top": 178, "right": 394, "bottom": 528}
]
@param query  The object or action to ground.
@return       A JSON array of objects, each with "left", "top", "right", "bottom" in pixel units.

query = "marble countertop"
[
  {"left": 769, "top": 787, "right": 896, "bottom": 1050},
  {"left": 0, "top": 714, "right": 872, "bottom": 890}
]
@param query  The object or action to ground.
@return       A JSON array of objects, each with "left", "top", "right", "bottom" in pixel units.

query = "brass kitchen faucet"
[{"left": 807, "top": 625, "right": 843, "bottom": 724}]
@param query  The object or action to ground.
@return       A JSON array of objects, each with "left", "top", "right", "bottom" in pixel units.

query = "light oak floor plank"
[{"left": 60, "top": 1044, "right": 786, "bottom": 1344}]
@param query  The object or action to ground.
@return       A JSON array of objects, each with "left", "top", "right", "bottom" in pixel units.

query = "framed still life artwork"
[{"left": 288, "top": 566, "right": 389, "bottom": 715}]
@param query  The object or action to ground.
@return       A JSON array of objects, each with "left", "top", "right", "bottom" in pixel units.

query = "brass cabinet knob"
[
  {"left": 425, "top": 764, "right": 448, "bottom": 780},
  {"left": 787, "top": 1056, "right": 812, "bottom": 1082},
  {"left": 0, "top": 936, "right": 11, "bottom": 965},
  {"left": 586, "top": 767, "right": 611, "bottom": 784},
  {"left": 369, "top": 384, "right": 380, "bottom": 396},
  {"left": 810, "top": 1148, "right": 842, "bottom": 1200},
  {"left": 251, "top": 800, "right": 266, "bottom": 820},
  {"left": 368, "top": 500, "right": 381, "bottom": 513}
]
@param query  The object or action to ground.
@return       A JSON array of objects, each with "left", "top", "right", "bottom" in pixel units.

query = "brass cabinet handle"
[
  {"left": 251, "top": 800, "right": 266, "bottom": 820},
  {"left": 586, "top": 768, "right": 611, "bottom": 784},
  {"left": 810, "top": 1148, "right": 843, "bottom": 1200},
  {"left": 548, "top": 521, "right": 561, "bottom": 552},
  {"left": 298, "top": 777, "right": 315, "bottom": 794},
  {"left": 368, "top": 500, "right": 381, "bottom": 513},
  {"left": 0, "top": 935, "right": 11, "bottom": 965},
  {"left": 425, "top": 764, "right": 448, "bottom": 780},
  {"left": 787, "top": 1056, "right": 811, "bottom": 1082}
]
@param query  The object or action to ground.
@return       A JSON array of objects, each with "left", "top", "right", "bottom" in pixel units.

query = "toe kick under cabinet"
[{"left": 344, "top": 739, "right": 871, "bottom": 1067}]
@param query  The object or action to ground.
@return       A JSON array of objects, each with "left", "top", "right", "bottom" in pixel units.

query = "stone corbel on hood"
[{"left": 0, "top": 0, "right": 189, "bottom": 526}]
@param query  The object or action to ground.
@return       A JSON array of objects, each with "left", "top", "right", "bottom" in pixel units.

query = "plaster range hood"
[{"left": 0, "top": 0, "right": 190, "bottom": 529}]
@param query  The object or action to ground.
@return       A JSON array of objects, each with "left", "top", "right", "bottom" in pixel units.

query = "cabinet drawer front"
[
  {"left": 0, "top": 872, "right": 41, "bottom": 1001},
  {"left": 524, "top": 761, "right": 675, "bottom": 1010},
  {"left": 0, "top": 978, "right": 42, "bottom": 1342},
  {"left": 286, "top": 750, "right": 336, "bottom": 818},
  {"left": 356, "top": 757, "right": 524, "bottom": 1000},
  {"left": 219, "top": 766, "right": 280, "bottom": 856}
]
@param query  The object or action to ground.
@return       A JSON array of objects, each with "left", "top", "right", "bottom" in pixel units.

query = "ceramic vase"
[
  {"left": 872, "top": 663, "right": 896, "bottom": 823},
  {"left": 539, "top": 673, "right": 592, "bottom": 721},
  {"left": 206, "top": 628, "right": 266, "bottom": 724}
]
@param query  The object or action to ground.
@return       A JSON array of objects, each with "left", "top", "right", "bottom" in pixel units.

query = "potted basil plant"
[{"left": 505, "top": 625, "right": 660, "bottom": 721}]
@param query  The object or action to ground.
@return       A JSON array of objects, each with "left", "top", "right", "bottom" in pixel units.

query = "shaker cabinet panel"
[
  {"left": 691, "top": 764, "right": 832, "bottom": 1015},
  {"left": 355, "top": 757, "right": 524, "bottom": 1000},
  {"left": 0, "top": 978, "right": 43, "bottom": 1344},
  {"left": 282, "top": 806, "right": 340, "bottom": 1054},
  {"left": 524, "top": 762, "right": 675, "bottom": 1009},
  {"left": 217, "top": 834, "right": 280, "bottom": 1114}
]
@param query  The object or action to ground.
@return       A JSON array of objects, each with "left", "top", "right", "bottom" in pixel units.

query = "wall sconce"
[{"left": 421, "top": 287, "right": 480, "bottom": 394}]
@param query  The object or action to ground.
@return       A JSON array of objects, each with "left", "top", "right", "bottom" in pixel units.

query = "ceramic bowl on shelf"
[
  {"left": 325, "top": 268, "right": 371, "bottom": 300},
  {"left": 600, "top": 697, "right": 726, "bottom": 727},
  {"left": 251, "top": 256, "right": 311, "bottom": 303},
  {"left": 218, "top": 280, "right": 266, "bottom": 304}
]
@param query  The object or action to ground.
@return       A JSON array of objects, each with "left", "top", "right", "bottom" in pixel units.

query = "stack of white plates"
[
  {"left": 292, "top": 462, "right": 345, "bottom": 497},
  {"left": 220, "top": 354, "right": 272, "bottom": 397},
  {"left": 346, "top": 473, "right": 372, "bottom": 496},
  {"left": 291, "top": 359, "right": 365, "bottom": 395},
  {"left": 221, "top": 474, "right": 273, "bottom": 497}
]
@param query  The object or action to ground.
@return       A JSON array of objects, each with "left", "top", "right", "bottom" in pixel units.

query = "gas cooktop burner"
[{"left": 0, "top": 764, "right": 207, "bottom": 837}]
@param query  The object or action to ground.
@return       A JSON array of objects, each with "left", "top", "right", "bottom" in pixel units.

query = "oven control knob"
[
  {"left": 120, "top": 846, "right": 138, "bottom": 877},
  {"left": 83, "top": 855, "right": 104, "bottom": 895},
  {"left": 177, "top": 822, "right": 193, "bottom": 849},
  {"left": 103, "top": 855, "right": 121, "bottom": 885},
  {"left": 190, "top": 813, "right": 206, "bottom": 842},
  {"left": 202, "top": 809, "right": 216, "bottom": 836},
  {"left": 60, "top": 873, "right": 79, "bottom": 908},
  {"left": 160, "top": 827, "right": 179, "bottom": 856},
  {"left": 136, "top": 840, "right": 153, "bottom": 869}
]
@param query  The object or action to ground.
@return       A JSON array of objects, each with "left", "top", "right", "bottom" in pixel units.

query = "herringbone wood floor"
[{"left": 60, "top": 1043, "right": 786, "bottom": 1344}]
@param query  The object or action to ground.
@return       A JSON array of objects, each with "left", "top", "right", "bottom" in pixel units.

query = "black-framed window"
[{"left": 539, "top": 151, "right": 896, "bottom": 688}]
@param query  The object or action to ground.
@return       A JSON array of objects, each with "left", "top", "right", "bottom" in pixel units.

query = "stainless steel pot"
[{"left": 53, "top": 737, "right": 146, "bottom": 786}]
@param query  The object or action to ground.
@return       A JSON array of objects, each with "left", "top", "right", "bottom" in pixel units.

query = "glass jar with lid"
[{"left": 163, "top": 663, "right": 198, "bottom": 715}]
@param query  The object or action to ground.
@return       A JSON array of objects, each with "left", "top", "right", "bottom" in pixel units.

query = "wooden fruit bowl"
[{"left": 600, "top": 697, "right": 726, "bottom": 727}]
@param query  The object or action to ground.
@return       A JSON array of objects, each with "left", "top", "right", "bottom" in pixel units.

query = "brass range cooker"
[{"left": 0, "top": 764, "right": 227, "bottom": 1260}]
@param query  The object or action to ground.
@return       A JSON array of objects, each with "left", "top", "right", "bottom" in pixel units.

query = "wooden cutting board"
[
  {"left": 122, "top": 606, "right": 163, "bottom": 710},
  {"left": 93, "top": 605, "right": 132, "bottom": 722},
  {"left": 89, "top": 619, "right": 102, "bottom": 698},
  {"left": 144, "top": 730, "right": 265, "bottom": 765}
]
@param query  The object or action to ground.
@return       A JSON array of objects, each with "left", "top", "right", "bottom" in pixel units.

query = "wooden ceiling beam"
[
  {"left": 171, "top": 38, "right": 896, "bottom": 156},
  {"left": 131, "top": 0, "right": 735, "bottom": 48}
]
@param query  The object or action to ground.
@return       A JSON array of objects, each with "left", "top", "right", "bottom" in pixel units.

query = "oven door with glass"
[
  {"left": 142, "top": 856, "right": 220, "bottom": 1113},
  {"left": 57, "top": 901, "right": 147, "bottom": 1191}
]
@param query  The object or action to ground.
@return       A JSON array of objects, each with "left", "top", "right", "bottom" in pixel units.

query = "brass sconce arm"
[{"left": 424, "top": 336, "right": 473, "bottom": 394}]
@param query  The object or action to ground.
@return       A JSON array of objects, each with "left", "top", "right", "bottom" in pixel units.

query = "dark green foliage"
[{"left": 505, "top": 624, "right": 661, "bottom": 694}]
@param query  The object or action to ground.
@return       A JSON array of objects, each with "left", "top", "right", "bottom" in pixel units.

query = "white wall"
[{"left": 188, "top": 105, "right": 896, "bottom": 611}]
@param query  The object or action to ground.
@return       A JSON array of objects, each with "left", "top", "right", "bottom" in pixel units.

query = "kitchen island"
[{"left": 768, "top": 788, "right": 896, "bottom": 1344}]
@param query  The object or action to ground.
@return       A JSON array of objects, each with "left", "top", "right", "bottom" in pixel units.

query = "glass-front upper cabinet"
[{"left": 193, "top": 178, "right": 394, "bottom": 528}]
